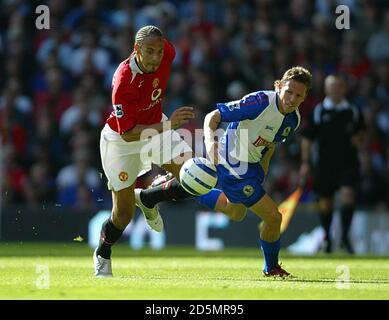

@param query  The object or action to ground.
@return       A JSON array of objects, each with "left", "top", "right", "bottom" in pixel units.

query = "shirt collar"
[
  {"left": 129, "top": 53, "right": 143, "bottom": 82},
  {"left": 323, "top": 97, "right": 349, "bottom": 110}
]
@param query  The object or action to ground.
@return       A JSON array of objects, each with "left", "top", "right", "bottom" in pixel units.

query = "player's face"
[
  {"left": 135, "top": 36, "right": 164, "bottom": 73},
  {"left": 277, "top": 80, "right": 307, "bottom": 114}
]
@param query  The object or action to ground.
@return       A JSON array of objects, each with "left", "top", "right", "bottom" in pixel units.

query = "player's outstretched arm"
[
  {"left": 121, "top": 106, "right": 194, "bottom": 142},
  {"left": 204, "top": 109, "right": 221, "bottom": 165}
]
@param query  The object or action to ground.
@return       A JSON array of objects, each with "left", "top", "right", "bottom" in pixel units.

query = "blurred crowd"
[{"left": 0, "top": 0, "right": 388, "bottom": 213}]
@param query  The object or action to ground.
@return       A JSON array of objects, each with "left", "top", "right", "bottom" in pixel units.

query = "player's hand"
[
  {"left": 169, "top": 106, "right": 195, "bottom": 129},
  {"left": 205, "top": 140, "right": 219, "bottom": 165}
]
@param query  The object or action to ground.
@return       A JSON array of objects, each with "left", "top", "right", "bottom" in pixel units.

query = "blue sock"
[
  {"left": 196, "top": 189, "right": 222, "bottom": 210},
  {"left": 260, "top": 238, "right": 281, "bottom": 272}
]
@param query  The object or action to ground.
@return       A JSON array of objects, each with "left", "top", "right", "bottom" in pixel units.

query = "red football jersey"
[{"left": 106, "top": 40, "right": 175, "bottom": 134}]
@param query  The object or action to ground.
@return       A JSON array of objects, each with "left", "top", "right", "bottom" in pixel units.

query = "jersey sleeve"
[
  {"left": 111, "top": 82, "right": 140, "bottom": 134},
  {"left": 217, "top": 91, "right": 269, "bottom": 122}
]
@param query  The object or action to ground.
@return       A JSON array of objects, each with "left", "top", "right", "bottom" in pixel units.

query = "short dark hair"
[
  {"left": 135, "top": 25, "right": 163, "bottom": 45},
  {"left": 274, "top": 66, "right": 312, "bottom": 91}
]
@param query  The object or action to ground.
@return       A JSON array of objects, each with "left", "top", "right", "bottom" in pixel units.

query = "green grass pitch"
[{"left": 0, "top": 243, "right": 388, "bottom": 300}]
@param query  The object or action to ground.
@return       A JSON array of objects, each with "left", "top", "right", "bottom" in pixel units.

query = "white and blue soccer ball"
[{"left": 179, "top": 157, "right": 218, "bottom": 196}]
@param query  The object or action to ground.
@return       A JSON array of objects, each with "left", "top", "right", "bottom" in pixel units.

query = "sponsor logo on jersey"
[
  {"left": 118, "top": 171, "right": 128, "bottom": 182},
  {"left": 243, "top": 185, "right": 255, "bottom": 197},
  {"left": 141, "top": 96, "right": 162, "bottom": 111},
  {"left": 151, "top": 88, "right": 162, "bottom": 101},
  {"left": 265, "top": 125, "right": 274, "bottom": 131},
  {"left": 252, "top": 136, "right": 272, "bottom": 147}
]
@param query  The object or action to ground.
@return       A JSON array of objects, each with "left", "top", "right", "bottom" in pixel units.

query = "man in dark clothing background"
[{"left": 299, "top": 75, "right": 365, "bottom": 254}]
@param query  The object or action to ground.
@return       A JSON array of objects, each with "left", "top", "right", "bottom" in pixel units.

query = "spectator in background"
[
  {"left": 33, "top": 67, "right": 72, "bottom": 124},
  {"left": 366, "top": 9, "right": 389, "bottom": 62},
  {"left": 59, "top": 88, "right": 102, "bottom": 135},
  {"left": 56, "top": 148, "right": 102, "bottom": 207},
  {"left": 299, "top": 75, "right": 365, "bottom": 254},
  {"left": 36, "top": 29, "right": 73, "bottom": 71},
  {"left": 69, "top": 31, "right": 110, "bottom": 78},
  {"left": 357, "top": 152, "right": 388, "bottom": 211},
  {"left": 0, "top": 0, "right": 388, "bottom": 222},
  {"left": 0, "top": 79, "right": 32, "bottom": 155},
  {"left": 22, "top": 161, "right": 56, "bottom": 206}
]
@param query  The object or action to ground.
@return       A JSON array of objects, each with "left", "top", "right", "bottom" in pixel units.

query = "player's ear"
[
  {"left": 302, "top": 86, "right": 309, "bottom": 99},
  {"left": 275, "top": 83, "right": 281, "bottom": 94},
  {"left": 134, "top": 43, "right": 140, "bottom": 54}
]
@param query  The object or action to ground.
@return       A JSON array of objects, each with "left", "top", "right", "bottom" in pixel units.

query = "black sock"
[
  {"left": 96, "top": 218, "right": 124, "bottom": 259},
  {"left": 140, "top": 178, "right": 193, "bottom": 208},
  {"left": 340, "top": 204, "right": 354, "bottom": 241},
  {"left": 320, "top": 210, "right": 333, "bottom": 242}
]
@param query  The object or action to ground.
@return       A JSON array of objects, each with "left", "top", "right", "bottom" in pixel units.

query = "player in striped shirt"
[{"left": 139, "top": 66, "right": 312, "bottom": 277}]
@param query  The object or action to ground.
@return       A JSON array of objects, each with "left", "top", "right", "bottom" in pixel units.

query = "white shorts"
[{"left": 100, "top": 124, "right": 192, "bottom": 191}]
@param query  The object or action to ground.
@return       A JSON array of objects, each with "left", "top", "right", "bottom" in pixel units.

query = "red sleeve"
[{"left": 109, "top": 78, "right": 140, "bottom": 134}]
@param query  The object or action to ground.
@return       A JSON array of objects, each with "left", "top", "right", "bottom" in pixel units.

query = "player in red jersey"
[{"left": 94, "top": 26, "right": 195, "bottom": 277}]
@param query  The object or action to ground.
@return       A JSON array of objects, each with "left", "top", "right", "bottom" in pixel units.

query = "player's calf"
[{"left": 140, "top": 177, "right": 193, "bottom": 208}]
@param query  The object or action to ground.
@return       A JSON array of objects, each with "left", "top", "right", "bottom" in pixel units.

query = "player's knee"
[{"left": 267, "top": 210, "right": 282, "bottom": 228}]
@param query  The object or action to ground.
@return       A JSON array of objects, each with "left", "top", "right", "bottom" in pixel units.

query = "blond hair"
[{"left": 274, "top": 66, "right": 312, "bottom": 91}]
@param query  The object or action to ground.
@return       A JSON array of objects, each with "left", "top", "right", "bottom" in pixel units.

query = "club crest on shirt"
[
  {"left": 153, "top": 78, "right": 159, "bottom": 88},
  {"left": 118, "top": 171, "right": 128, "bottom": 182},
  {"left": 243, "top": 185, "right": 255, "bottom": 197}
]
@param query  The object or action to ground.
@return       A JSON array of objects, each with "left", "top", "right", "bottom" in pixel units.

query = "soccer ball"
[{"left": 179, "top": 157, "right": 218, "bottom": 196}]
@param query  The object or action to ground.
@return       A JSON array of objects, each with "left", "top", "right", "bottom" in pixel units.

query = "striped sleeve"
[{"left": 217, "top": 91, "right": 269, "bottom": 122}]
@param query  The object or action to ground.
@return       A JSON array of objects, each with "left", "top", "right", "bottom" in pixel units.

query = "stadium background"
[{"left": 0, "top": 0, "right": 388, "bottom": 254}]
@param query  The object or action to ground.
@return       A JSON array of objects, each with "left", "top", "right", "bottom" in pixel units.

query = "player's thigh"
[
  {"left": 249, "top": 194, "right": 281, "bottom": 225},
  {"left": 100, "top": 140, "right": 144, "bottom": 191},
  {"left": 153, "top": 129, "right": 193, "bottom": 178}
]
